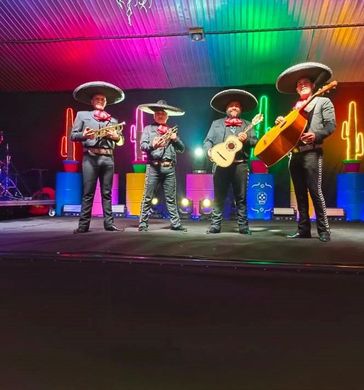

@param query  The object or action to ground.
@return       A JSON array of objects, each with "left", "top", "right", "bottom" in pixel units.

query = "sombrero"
[
  {"left": 276, "top": 62, "right": 333, "bottom": 94},
  {"left": 138, "top": 100, "right": 185, "bottom": 116},
  {"left": 210, "top": 89, "right": 258, "bottom": 114},
  {"left": 73, "top": 81, "right": 125, "bottom": 105}
]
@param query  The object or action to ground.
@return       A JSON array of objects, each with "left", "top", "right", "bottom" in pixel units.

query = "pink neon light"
[
  {"left": 60, "top": 107, "right": 76, "bottom": 160},
  {"left": 130, "top": 108, "right": 147, "bottom": 163}
]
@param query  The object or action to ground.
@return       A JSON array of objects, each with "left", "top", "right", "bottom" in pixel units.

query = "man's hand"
[
  {"left": 83, "top": 127, "right": 95, "bottom": 139},
  {"left": 170, "top": 133, "right": 177, "bottom": 141},
  {"left": 237, "top": 133, "right": 248, "bottom": 143},
  {"left": 275, "top": 116, "right": 285, "bottom": 125},
  {"left": 152, "top": 136, "right": 167, "bottom": 149},
  {"left": 300, "top": 132, "right": 316, "bottom": 144},
  {"left": 105, "top": 128, "right": 120, "bottom": 142}
]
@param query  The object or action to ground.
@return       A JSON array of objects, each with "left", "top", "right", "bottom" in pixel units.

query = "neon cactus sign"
[
  {"left": 341, "top": 101, "right": 364, "bottom": 161},
  {"left": 60, "top": 107, "right": 76, "bottom": 160},
  {"left": 130, "top": 108, "right": 147, "bottom": 163}
]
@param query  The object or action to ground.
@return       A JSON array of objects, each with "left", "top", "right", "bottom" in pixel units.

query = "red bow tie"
[
  {"left": 93, "top": 110, "right": 112, "bottom": 122},
  {"left": 225, "top": 117, "right": 243, "bottom": 127},
  {"left": 157, "top": 125, "right": 169, "bottom": 135}
]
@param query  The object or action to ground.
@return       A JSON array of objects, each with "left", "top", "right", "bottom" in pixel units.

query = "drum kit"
[{"left": 0, "top": 131, "right": 24, "bottom": 200}]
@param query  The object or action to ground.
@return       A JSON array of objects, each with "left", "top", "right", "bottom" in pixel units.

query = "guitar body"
[
  {"left": 210, "top": 135, "right": 243, "bottom": 168},
  {"left": 254, "top": 110, "right": 307, "bottom": 167}
]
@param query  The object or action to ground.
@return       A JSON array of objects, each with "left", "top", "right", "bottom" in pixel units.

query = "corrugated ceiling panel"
[{"left": 0, "top": 0, "right": 363, "bottom": 91}]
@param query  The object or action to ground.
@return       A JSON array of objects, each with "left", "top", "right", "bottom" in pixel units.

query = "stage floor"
[
  {"left": 1, "top": 216, "right": 363, "bottom": 271},
  {"left": 1, "top": 216, "right": 364, "bottom": 389}
]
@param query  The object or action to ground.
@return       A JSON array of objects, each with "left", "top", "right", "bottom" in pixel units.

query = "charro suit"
[
  {"left": 139, "top": 123, "right": 185, "bottom": 228},
  {"left": 289, "top": 96, "right": 336, "bottom": 235},
  {"left": 70, "top": 111, "right": 123, "bottom": 230},
  {"left": 203, "top": 117, "right": 257, "bottom": 230}
]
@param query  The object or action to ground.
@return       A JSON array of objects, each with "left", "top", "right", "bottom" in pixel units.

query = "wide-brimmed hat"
[
  {"left": 276, "top": 62, "right": 333, "bottom": 94},
  {"left": 73, "top": 81, "right": 125, "bottom": 105},
  {"left": 138, "top": 100, "right": 185, "bottom": 116},
  {"left": 210, "top": 89, "right": 258, "bottom": 114}
]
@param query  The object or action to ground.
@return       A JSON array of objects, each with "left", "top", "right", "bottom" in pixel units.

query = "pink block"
[
  {"left": 92, "top": 174, "right": 119, "bottom": 216},
  {"left": 186, "top": 173, "right": 214, "bottom": 216},
  {"left": 251, "top": 159, "right": 268, "bottom": 174}
]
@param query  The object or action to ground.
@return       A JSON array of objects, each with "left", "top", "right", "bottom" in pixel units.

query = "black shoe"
[
  {"left": 319, "top": 232, "right": 331, "bottom": 242},
  {"left": 171, "top": 225, "right": 187, "bottom": 232},
  {"left": 104, "top": 225, "right": 124, "bottom": 232},
  {"left": 73, "top": 227, "right": 89, "bottom": 234},
  {"left": 287, "top": 232, "right": 311, "bottom": 239},
  {"left": 239, "top": 227, "right": 252, "bottom": 235},
  {"left": 138, "top": 225, "right": 148, "bottom": 232},
  {"left": 206, "top": 226, "right": 221, "bottom": 234}
]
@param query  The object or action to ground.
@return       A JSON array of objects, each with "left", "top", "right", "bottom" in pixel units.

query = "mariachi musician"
[
  {"left": 203, "top": 89, "right": 258, "bottom": 234},
  {"left": 275, "top": 62, "right": 336, "bottom": 242},
  {"left": 71, "top": 81, "right": 125, "bottom": 234},
  {"left": 137, "top": 100, "right": 187, "bottom": 232}
]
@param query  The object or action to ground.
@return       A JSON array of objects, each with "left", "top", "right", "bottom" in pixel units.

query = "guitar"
[
  {"left": 254, "top": 81, "right": 337, "bottom": 167},
  {"left": 209, "top": 113, "right": 264, "bottom": 168}
]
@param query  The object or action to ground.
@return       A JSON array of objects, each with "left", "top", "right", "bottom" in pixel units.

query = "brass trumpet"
[
  {"left": 158, "top": 125, "right": 178, "bottom": 143},
  {"left": 93, "top": 122, "right": 126, "bottom": 139}
]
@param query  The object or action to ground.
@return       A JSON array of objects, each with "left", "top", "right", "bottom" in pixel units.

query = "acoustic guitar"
[
  {"left": 254, "top": 81, "right": 337, "bottom": 167},
  {"left": 209, "top": 113, "right": 264, "bottom": 168}
]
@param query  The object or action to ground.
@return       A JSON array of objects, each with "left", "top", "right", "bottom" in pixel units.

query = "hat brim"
[
  {"left": 210, "top": 89, "right": 258, "bottom": 114},
  {"left": 138, "top": 103, "right": 185, "bottom": 116},
  {"left": 276, "top": 62, "right": 333, "bottom": 94},
  {"left": 73, "top": 81, "right": 125, "bottom": 105}
]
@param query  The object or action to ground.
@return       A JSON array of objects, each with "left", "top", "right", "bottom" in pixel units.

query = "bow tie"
[
  {"left": 157, "top": 125, "right": 169, "bottom": 135},
  {"left": 93, "top": 110, "right": 112, "bottom": 122},
  {"left": 225, "top": 117, "right": 243, "bottom": 127}
]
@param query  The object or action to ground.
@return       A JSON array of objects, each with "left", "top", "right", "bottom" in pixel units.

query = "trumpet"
[
  {"left": 159, "top": 125, "right": 178, "bottom": 143},
  {"left": 93, "top": 122, "right": 126, "bottom": 139}
]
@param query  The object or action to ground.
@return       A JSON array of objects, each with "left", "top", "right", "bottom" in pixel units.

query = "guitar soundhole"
[{"left": 227, "top": 142, "right": 235, "bottom": 150}]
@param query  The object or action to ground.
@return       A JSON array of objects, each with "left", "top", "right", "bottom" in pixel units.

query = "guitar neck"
[
  {"left": 297, "top": 81, "right": 337, "bottom": 112},
  {"left": 238, "top": 122, "right": 253, "bottom": 136}
]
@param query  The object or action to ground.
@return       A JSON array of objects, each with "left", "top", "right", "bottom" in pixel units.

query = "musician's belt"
[
  {"left": 151, "top": 159, "right": 174, "bottom": 167},
  {"left": 87, "top": 147, "right": 113, "bottom": 156},
  {"left": 233, "top": 159, "right": 247, "bottom": 164},
  {"left": 292, "top": 144, "right": 323, "bottom": 154}
]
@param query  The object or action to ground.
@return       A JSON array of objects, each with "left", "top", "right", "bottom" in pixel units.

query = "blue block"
[
  {"left": 248, "top": 173, "right": 274, "bottom": 220},
  {"left": 337, "top": 173, "right": 364, "bottom": 221},
  {"left": 55, "top": 172, "right": 82, "bottom": 216}
]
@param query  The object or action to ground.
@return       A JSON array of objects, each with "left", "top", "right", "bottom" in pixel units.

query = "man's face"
[
  {"left": 296, "top": 78, "right": 314, "bottom": 99},
  {"left": 154, "top": 110, "right": 168, "bottom": 125},
  {"left": 91, "top": 94, "right": 107, "bottom": 110},
  {"left": 226, "top": 101, "right": 242, "bottom": 118}
]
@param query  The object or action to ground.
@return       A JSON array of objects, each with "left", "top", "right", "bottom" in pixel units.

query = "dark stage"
[
  {"left": 1, "top": 217, "right": 364, "bottom": 389},
  {"left": 1, "top": 217, "right": 363, "bottom": 269}
]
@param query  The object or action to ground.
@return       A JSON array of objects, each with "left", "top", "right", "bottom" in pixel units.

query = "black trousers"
[
  {"left": 211, "top": 162, "right": 249, "bottom": 229},
  {"left": 289, "top": 149, "right": 330, "bottom": 235},
  {"left": 78, "top": 153, "right": 115, "bottom": 230},
  {"left": 139, "top": 164, "right": 181, "bottom": 227}
]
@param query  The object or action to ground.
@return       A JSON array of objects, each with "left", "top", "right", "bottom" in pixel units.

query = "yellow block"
[{"left": 126, "top": 173, "right": 146, "bottom": 216}]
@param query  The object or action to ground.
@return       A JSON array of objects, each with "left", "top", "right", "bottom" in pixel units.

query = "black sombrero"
[
  {"left": 210, "top": 89, "right": 258, "bottom": 114},
  {"left": 276, "top": 62, "right": 333, "bottom": 94},
  {"left": 138, "top": 100, "right": 185, "bottom": 116},
  {"left": 73, "top": 81, "right": 125, "bottom": 105}
]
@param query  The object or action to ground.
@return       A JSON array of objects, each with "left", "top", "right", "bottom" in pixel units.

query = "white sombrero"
[
  {"left": 210, "top": 89, "right": 258, "bottom": 114},
  {"left": 276, "top": 62, "right": 333, "bottom": 94},
  {"left": 73, "top": 81, "right": 125, "bottom": 105},
  {"left": 138, "top": 100, "right": 185, "bottom": 116}
]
